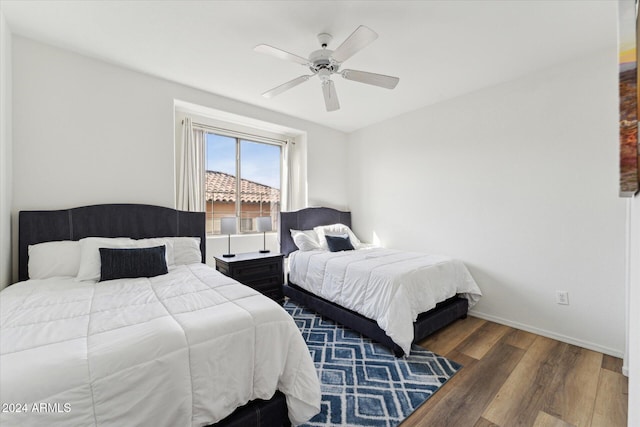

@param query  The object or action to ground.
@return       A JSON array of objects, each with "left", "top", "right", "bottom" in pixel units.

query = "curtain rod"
[{"left": 182, "top": 120, "right": 290, "bottom": 145}]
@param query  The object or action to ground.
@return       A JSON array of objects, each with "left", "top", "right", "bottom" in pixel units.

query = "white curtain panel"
[
  {"left": 277, "top": 141, "right": 293, "bottom": 246},
  {"left": 178, "top": 118, "right": 205, "bottom": 212},
  {"left": 281, "top": 140, "right": 291, "bottom": 213}
]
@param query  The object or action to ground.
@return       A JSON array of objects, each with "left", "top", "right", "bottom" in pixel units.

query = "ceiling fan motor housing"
[{"left": 309, "top": 49, "right": 339, "bottom": 74}]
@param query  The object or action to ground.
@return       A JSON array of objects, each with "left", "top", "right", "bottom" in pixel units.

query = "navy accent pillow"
[
  {"left": 99, "top": 245, "right": 168, "bottom": 282},
  {"left": 325, "top": 234, "right": 355, "bottom": 252}
]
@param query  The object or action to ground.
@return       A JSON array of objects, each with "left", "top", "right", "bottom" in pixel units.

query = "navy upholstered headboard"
[
  {"left": 279, "top": 207, "right": 351, "bottom": 256},
  {"left": 19, "top": 204, "right": 206, "bottom": 282}
]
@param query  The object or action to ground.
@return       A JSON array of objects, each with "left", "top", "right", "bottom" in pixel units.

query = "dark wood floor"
[{"left": 402, "top": 316, "right": 628, "bottom": 427}]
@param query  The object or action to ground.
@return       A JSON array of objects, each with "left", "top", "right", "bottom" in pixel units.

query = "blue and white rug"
[{"left": 284, "top": 300, "right": 462, "bottom": 427}]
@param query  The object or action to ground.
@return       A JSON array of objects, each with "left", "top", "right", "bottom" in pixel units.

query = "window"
[{"left": 205, "top": 132, "right": 282, "bottom": 235}]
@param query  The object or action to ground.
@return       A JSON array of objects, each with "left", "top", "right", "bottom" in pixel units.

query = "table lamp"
[
  {"left": 221, "top": 217, "right": 237, "bottom": 258},
  {"left": 256, "top": 216, "right": 272, "bottom": 253}
]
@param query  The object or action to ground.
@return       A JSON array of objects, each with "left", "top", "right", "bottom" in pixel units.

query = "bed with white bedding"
[
  {"left": 288, "top": 248, "right": 481, "bottom": 355},
  {"left": 2, "top": 204, "right": 321, "bottom": 427},
  {"left": 280, "top": 207, "right": 482, "bottom": 356},
  {"left": 1, "top": 265, "right": 320, "bottom": 426}
]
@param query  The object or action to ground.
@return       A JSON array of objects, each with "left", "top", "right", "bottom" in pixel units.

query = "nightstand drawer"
[
  {"left": 215, "top": 262, "right": 232, "bottom": 277},
  {"left": 243, "top": 279, "right": 283, "bottom": 304},
  {"left": 245, "top": 275, "right": 282, "bottom": 290},
  {"left": 232, "top": 260, "right": 282, "bottom": 282}
]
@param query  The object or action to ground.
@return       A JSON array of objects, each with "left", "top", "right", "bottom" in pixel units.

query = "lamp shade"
[
  {"left": 220, "top": 217, "right": 237, "bottom": 235},
  {"left": 256, "top": 216, "right": 273, "bottom": 233}
]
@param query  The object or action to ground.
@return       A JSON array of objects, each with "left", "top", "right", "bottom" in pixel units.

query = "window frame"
[{"left": 201, "top": 127, "right": 286, "bottom": 236}]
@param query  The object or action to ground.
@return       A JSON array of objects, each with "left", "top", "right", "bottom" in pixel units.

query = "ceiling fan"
[{"left": 254, "top": 25, "right": 400, "bottom": 112}]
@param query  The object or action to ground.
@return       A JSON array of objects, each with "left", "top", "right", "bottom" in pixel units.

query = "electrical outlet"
[{"left": 556, "top": 291, "right": 569, "bottom": 305}]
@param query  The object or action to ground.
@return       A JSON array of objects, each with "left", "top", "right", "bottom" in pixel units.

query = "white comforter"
[
  {"left": 289, "top": 248, "right": 482, "bottom": 355},
  {"left": 0, "top": 264, "right": 320, "bottom": 427}
]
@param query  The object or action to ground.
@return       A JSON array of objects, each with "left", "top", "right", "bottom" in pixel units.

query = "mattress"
[
  {"left": 288, "top": 247, "right": 482, "bottom": 354},
  {"left": 0, "top": 264, "right": 320, "bottom": 427}
]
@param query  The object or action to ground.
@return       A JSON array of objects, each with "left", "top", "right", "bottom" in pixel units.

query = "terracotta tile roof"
[{"left": 205, "top": 171, "right": 280, "bottom": 203}]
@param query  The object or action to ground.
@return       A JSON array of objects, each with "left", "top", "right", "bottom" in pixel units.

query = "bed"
[
  {"left": 2, "top": 204, "right": 320, "bottom": 427},
  {"left": 280, "top": 207, "right": 482, "bottom": 356}
]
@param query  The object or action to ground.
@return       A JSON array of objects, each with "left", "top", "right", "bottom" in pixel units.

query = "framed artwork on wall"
[{"left": 619, "top": 0, "right": 639, "bottom": 197}]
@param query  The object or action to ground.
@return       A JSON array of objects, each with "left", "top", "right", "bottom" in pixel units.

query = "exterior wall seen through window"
[{"left": 205, "top": 133, "right": 282, "bottom": 235}]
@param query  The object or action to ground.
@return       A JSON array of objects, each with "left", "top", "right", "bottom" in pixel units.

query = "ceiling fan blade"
[
  {"left": 331, "top": 25, "right": 378, "bottom": 63},
  {"left": 254, "top": 44, "right": 310, "bottom": 66},
  {"left": 341, "top": 69, "right": 399, "bottom": 89},
  {"left": 262, "top": 75, "right": 312, "bottom": 98},
  {"left": 322, "top": 80, "right": 340, "bottom": 112}
]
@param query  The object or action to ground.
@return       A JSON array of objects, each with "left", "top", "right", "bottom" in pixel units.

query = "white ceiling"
[{"left": 1, "top": 0, "right": 618, "bottom": 133}]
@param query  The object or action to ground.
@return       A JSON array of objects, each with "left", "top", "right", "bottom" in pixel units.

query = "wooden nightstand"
[{"left": 214, "top": 252, "right": 285, "bottom": 303}]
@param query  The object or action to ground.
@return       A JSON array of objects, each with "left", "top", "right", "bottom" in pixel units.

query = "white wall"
[
  {"left": 347, "top": 48, "right": 627, "bottom": 356},
  {"left": 0, "top": 9, "right": 12, "bottom": 290},
  {"left": 11, "top": 36, "right": 348, "bottom": 276}
]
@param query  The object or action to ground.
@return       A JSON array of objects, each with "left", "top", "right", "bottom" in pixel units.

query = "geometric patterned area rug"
[{"left": 284, "top": 300, "right": 462, "bottom": 427}]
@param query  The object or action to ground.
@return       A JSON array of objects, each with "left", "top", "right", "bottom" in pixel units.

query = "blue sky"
[{"left": 206, "top": 133, "right": 281, "bottom": 189}]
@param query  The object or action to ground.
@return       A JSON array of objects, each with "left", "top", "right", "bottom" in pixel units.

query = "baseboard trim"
[{"left": 469, "top": 309, "right": 624, "bottom": 360}]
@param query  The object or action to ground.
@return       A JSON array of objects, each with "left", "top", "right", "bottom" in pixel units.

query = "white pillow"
[
  {"left": 290, "top": 229, "right": 322, "bottom": 251},
  {"left": 313, "top": 223, "right": 362, "bottom": 250},
  {"left": 134, "top": 238, "right": 176, "bottom": 266},
  {"left": 76, "top": 237, "right": 137, "bottom": 281},
  {"left": 28, "top": 240, "right": 81, "bottom": 279},
  {"left": 162, "top": 237, "right": 202, "bottom": 265}
]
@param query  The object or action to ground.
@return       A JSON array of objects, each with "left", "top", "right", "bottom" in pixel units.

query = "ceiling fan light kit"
[{"left": 255, "top": 25, "right": 399, "bottom": 112}]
